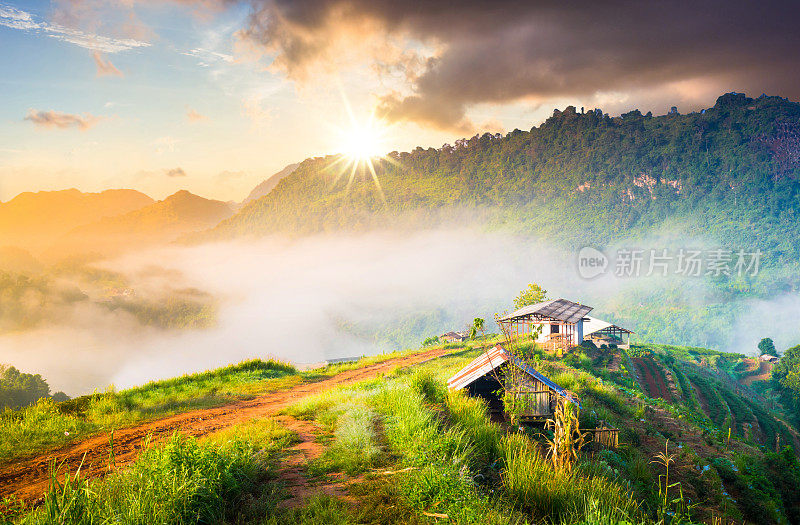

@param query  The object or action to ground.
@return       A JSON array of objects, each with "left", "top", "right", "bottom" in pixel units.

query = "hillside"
[
  {"left": 195, "top": 92, "right": 800, "bottom": 350},
  {"left": 0, "top": 189, "right": 153, "bottom": 254},
  {"left": 210, "top": 93, "right": 800, "bottom": 277},
  {"left": 52, "top": 190, "right": 234, "bottom": 257},
  {"left": 242, "top": 163, "right": 300, "bottom": 205},
  {"left": 0, "top": 341, "right": 797, "bottom": 524}
]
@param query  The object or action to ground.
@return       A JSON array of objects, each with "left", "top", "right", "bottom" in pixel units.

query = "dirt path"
[
  {"left": 741, "top": 360, "right": 772, "bottom": 386},
  {"left": 633, "top": 357, "right": 672, "bottom": 402},
  {"left": 271, "top": 415, "right": 353, "bottom": 508},
  {"left": 0, "top": 347, "right": 453, "bottom": 505}
]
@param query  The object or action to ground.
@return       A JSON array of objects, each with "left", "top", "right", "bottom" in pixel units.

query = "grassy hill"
[
  {"left": 1, "top": 340, "right": 797, "bottom": 524},
  {"left": 0, "top": 189, "right": 153, "bottom": 255}
]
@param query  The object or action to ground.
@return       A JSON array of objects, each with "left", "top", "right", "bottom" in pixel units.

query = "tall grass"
[
  {"left": 0, "top": 359, "right": 300, "bottom": 463},
  {"left": 19, "top": 420, "right": 294, "bottom": 525},
  {"left": 501, "top": 433, "right": 639, "bottom": 523},
  {"left": 375, "top": 380, "right": 515, "bottom": 524}
]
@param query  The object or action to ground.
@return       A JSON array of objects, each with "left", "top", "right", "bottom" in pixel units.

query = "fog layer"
[{"left": 1, "top": 229, "right": 797, "bottom": 395}]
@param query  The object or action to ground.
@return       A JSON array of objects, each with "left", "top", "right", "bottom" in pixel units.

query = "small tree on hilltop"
[
  {"left": 758, "top": 337, "right": 776, "bottom": 356},
  {"left": 513, "top": 283, "right": 548, "bottom": 310},
  {"left": 469, "top": 317, "right": 485, "bottom": 340}
]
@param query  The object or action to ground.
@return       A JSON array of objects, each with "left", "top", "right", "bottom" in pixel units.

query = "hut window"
[{"left": 550, "top": 324, "right": 560, "bottom": 333}]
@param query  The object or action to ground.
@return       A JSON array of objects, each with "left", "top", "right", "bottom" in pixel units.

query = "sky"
[{"left": 2, "top": 0, "right": 800, "bottom": 202}]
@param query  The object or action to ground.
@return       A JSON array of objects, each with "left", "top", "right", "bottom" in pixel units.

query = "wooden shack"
[
  {"left": 447, "top": 345, "right": 580, "bottom": 422},
  {"left": 497, "top": 298, "right": 593, "bottom": 354}
]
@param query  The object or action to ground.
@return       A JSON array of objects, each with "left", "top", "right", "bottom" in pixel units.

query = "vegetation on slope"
[{"left": 2, "top": 339, "right": 799, "bottom": 524}]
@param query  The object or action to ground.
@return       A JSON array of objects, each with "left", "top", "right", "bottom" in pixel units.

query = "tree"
[
  {"left": 758, "top": 337, "right": 776, "bottom": 355},
  {"left": 513, "top": 283, "right": 548, "bottom": 310},
  {"left": 0, "top": 364, "right": 51, "bottom": 410},
  {"left": 772, "top": 344, "right": 800, "bottom": 400},
  {"left": 469, "top": 317, "right": 485, "bottom": 340}
]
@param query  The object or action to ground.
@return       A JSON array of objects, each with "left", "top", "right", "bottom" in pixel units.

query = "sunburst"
[{"left": 325, "top": 95, "right": 399, "bottom": 205}]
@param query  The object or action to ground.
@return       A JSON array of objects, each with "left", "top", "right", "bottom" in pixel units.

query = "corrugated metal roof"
[
  {"left": 446, "top": 345, "right": 580, "bottom": 407},
  {"left": 583, "top": 316, "right": 633, "bottom": 336},
  {"left": 447, "top": 345, "right": 508, "bottom": 391},
  {"left": 499, "top": 298, "right": 593, "bottom": 324}
]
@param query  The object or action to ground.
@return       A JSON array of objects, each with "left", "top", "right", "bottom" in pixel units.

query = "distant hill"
[
  {"left": 242, "top": 163, "right": 299, "bottom": 205},
  {"left": 0, "top": 189, "right": 153, "bottom": 253},
  {"left": 55, "top": 190, "right": 234, "bottom": 257},
  {"left": 0, "top": 247, "right": 42, "bottom": 273}
]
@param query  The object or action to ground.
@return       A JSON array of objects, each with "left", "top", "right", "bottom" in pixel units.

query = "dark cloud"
[
  {"left": 240, "top": 0, "right": 800, "bottom": 130},
  {"left": 24, "top": 109, "right": 101, "bottom": 130},
  {"left": 166, "top": 167, "right": 187, "bottom": 177}
]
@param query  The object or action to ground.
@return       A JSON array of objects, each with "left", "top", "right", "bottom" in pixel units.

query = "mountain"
[
  {"left": 209, "top": 93, "right": 800, "bottom": 257},
  {"left": 198, "top": 92, "right": 800, "bottom": 350},
  {"left": 54, "top": 190, "right": 234, "bottom": 257},
  {"left": 0, "top": 189, "right": 153, "bottom": 253},
  {"left": 242, "top": 163, "right": 300, "bottom": 205}
]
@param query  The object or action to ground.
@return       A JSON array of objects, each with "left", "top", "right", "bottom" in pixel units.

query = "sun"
[
  {"left": 337, "top": 119, "right": 386, "bottom": 162},
  {"left": 326, "top": 107, "right": 398, "bottom": 205}
]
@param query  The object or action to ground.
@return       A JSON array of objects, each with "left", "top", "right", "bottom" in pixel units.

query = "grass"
[
  {"left": 501, "top": 433, "right": 639, "bottom": 523},
  {"left": 5, "top": 339, "right": 799, "bottom": 524},
  {"left": 0, "top": 359, "right": 300, "bottom": 463},
  {"left": 14, "top": 418, "right": 295, "bottom": 525},
  {"left": 282, "top": 361, "right": 643, "bottom": 525},
  {"left": 0, "top": 344, "right": 455, "bottom": 465}
]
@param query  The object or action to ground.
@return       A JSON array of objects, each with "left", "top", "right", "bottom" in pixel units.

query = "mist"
[{"left": 2, "top": 229, "right": 799, "bottom": 396}]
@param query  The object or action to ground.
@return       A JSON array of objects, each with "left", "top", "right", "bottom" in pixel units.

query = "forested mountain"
[
  {"left": 200, "top": 92, "right": 800, "bottom": 350},
  {"left": 210, "top": 93, "right": 800, "bottom": 277},
  {"left": 242, "top": 163, "right": 300, "bottom": 205},
  {"left": 0, "top": 189, "right": 153, "bottom": 254}
]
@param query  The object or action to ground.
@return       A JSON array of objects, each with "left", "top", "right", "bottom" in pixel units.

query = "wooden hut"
[
  {"left": 447, "top": 345, "right": 580, "bottom": 422},
  {"left": 497, "top": 298, "right": 593, "bottom": 354}
]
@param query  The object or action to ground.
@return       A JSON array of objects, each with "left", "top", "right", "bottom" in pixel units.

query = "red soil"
[
  {"left": 0, "top": 347, "right": 453, "bottom": 505},
  {"left": 633, "top": 357, "right": 673, "bottom": 402},
  {"left": 741, "top": 359, "right": 773, "bottom": 386}
]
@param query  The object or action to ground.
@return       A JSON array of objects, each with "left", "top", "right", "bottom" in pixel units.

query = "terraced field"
[{"left": 632, "top": 357, "right": 673, "bottom": 402}]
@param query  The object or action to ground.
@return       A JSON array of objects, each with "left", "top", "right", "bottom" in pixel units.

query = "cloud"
[
  {"left": 93, "top": 51, "right": 123, "bottom": 77},
  {"left": 0, "top": 2, "right": 151, "bottom": 53},
  {"left": 153, "top": 136, "right": 178, "bottom": 153},
  {"left": 166, "top": 167, "right": 187, "bottom": 177},
  {"left": 238, "top": 0, "right": 800, "bottom": 131},
  {"left": 186, "top": 107, "right": 207, "bottom": 122},
  {"left": 183, "top": 47, "right": 234, "bottom": 67},
  {"left": 24, "top": 109, "right": 102, "bottom": 131}
]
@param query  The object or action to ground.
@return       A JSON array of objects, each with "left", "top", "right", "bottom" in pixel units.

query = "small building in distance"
[
  {"left": 582, "top": 316, "right": 634, "bottom": 349},
  {"left": 497, "top": 298, "right": 593, "bottom": 353},
  {"left": 447, "top": 345, "right": 580, "bottom": 421},
  {"left": 441, "top": 331, "right": 470, "bottom": 343},
  {"left": 760, "top": 354, "right": 780, "bottom": 364}
]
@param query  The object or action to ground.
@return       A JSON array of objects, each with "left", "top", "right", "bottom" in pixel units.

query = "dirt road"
[{"left": 0, "top": 347, "right": 453, "bottom": 504}]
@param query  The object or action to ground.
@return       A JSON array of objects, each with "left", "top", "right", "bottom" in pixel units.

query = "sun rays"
[{"left": 324, "top": 92, "right": 401, "bottom": 205}]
